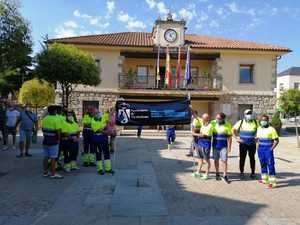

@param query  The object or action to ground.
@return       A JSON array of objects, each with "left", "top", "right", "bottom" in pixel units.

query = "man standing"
[
  {"left": 16, "top": 105, "right": 38, "bottom": 158},
  {"left": 186, "top": 110, "right": 202, "bottom": 157},
  {"left": 212, "top": 112, "right": 232, "bottom": 184},
  {"left": 5, "top": 103, "right": 20, "bottom": 150},
  {"left": 42, "top": 105, "right": 63, "bottom": 179},
  {"left": 232, "top": 109, "right": 258, "bottom": 179},
  {"left": 0, "top": 100, "right": 7, "bottom": 149}
]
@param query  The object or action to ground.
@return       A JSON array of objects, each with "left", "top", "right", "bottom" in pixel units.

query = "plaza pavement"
[{"left": 0, "top": 131, "right": 300, "bottom": 225}]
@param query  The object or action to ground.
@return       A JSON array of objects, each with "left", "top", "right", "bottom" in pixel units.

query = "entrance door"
[
  {"left": 157, "top": 66, "right": 165, "bottom": 89},
  {"left": 238, "top": 104, "right": 253, "bottom": 120}
]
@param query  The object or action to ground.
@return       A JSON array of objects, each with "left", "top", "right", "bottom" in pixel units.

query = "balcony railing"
[{"left": 118, "top": 74, "right": 223, "bottom": 91}]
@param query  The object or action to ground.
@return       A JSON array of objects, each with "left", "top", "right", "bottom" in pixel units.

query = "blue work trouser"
[
  {"left": 61, "top": 139, "right": 79, "bottom": 163},
  {"left": 92, "top": 134, "right": 110, "bottom": 161},
  {"left": 258, "top": 145, "right": 275, "bottom": 176},
  {"left": 83, "top": 128, "right": 95, "bottom": 154}
]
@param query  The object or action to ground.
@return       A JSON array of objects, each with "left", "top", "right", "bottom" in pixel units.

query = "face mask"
[
  {"left": 245, "top": 114, "right": 252, "bottom": 121},
  {"left": 25, "top": 107, "right": 30, "bottom": 111},
  {"left": 216, "top": 119, "right": 224, "bottom": 124},
  {"left": 67, "top": 116, "right": 74, "bottom": 121},
  {"left": 260, "top": 121, "right": 268, "bottom": 127}
]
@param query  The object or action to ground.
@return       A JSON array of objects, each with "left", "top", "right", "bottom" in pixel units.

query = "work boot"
[
  {"left": 97, "top": 161, "right": 104, "bottom": 175},
  {"left": 259, "top": 174, "right": 269, "bottom": 184},
  {"left": 82, "top": 154, "right": 89, "bottom": 167},
  {"left": 71, "top": 161, "right": 80, "bottom": 170},
  {"left": 64, "top": 163, "right": 71, "bottom": 173},
  {"left": 89, "top": 153, "right": 96, "bottom": 167},
  {"left": 269, "top": 176, "right": 277, "bottom": 188}
]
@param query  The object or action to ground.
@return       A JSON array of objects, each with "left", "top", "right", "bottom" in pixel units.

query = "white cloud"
[
  {"left": 247, "top": 9, "right": 256, "bottom": 16},
  {"left": 106, "top": 0, "right": 115, "bottom": 17},
  {"left": 179, "top": 8, "right": 196, "bottom": 21},
  {"left": 73, "top": 9, "right": 110, "bottom": 28},
  {"left": 63, "top": 20, "right": 78, "bottom": 28},
  {"left": 216, "top": 8, "right": 223, "bottom": 15},
  {"left": 209, "top": 20, "right": 219, "bottom": 28},
  {"left": 157, "top": 1, "right": 168, "bottom": 15},
  {"left": 145, "top": 0, "right": 156, "bottom": 9},
  {"left": 55, "top": 25, "right": 77, "bottom": 38},
  {"left": 207, "top": 4, "right": 214, "bottom": 11},
  {"left": 117, "top": 11, "right": 146, "bottom": 30},
  {"left": 227, "top": 2, "right": 239, "bottom": 13},
  {"left": 198, "top": 11, "right": 209, "bottom": 22},
  {"left": 271, "top": 7, "right": 278, "bottom": 15}
]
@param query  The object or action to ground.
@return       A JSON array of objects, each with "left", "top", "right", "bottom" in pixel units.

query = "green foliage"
[
  {"left": 271, "top": 111, "right": 282, "bottom": 127},
  {"left": 18, "top": 78, "right": 55, "bottom": 108},
  {"left": 278, "top": 89, "right": 300, "bottom": 117},
  {"left": 35, "top": 43, "right": 100, "bottom": 107},
  {"left": 0, "top": 0, "right": 32, "bottom": 96}
]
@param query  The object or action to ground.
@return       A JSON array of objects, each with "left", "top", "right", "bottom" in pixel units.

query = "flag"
[
  {"left": 175, "top": 47, "right": 181, "bottom": 88},
  {"left": 165, "top": 47, "right": 171, "bottom": 88},
  {"left": 184, "top": 46, "right": 191, "bottom": 87},
  {"left": 156, "top": 45, "right": 160, "bottom": 82}
]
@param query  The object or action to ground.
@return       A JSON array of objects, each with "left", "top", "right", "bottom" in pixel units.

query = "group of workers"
[
  {"left": 182, "top": 109, "right": 279, "bottom": 189},
  {"left": 42, "top": 105, "right": 116, "bottom": 179}
]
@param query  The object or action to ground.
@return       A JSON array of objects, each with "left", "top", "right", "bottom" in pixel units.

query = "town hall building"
[{"left": 49, "top": 15, "right": 290, "bottom": 123}]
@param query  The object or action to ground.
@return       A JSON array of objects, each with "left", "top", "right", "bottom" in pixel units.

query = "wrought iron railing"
[{"left": 118, "top": 74, "right": 223, "bottom": 91}]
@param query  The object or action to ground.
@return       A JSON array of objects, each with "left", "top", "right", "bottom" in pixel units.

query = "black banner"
[{"left": 115, "top": 99, "right": 191, "bottom": 126}]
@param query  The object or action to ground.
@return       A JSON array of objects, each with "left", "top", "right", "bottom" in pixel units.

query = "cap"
[{"left": 244, "top": 109, "right": 252, "bottom": 115}]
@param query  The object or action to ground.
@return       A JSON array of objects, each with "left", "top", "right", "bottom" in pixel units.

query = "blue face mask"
[{"left": 260, "top": 121, "right": 268, "bottom": 127}]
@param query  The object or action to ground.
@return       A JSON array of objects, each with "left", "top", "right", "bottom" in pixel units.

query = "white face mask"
[
  {"left": 67, "top": 116, "right": 74, "bottom": 121},
  {"left": 260, "top": 121, "right": 268, "bottom": 127},
  {"left": 245, "top": 114, "right": 252, "bottom": 121}
]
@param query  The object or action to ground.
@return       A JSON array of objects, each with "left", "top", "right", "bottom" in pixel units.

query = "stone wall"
[
  {"left": 211, "top": 92, "right": 277, "bottom": 123},
  {"left": 55, "top": 90, "right": 118, "bottom": 119}
]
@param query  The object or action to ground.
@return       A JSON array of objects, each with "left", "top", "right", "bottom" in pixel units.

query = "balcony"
[{"left": 118, "top": 74, "right": 223, "bottom": 91}]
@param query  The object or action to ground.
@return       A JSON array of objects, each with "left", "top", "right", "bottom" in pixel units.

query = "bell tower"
[{"left": 152, "top": 13, "right": 186, "bottom": 47}]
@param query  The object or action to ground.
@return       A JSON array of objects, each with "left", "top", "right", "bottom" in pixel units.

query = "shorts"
[
  {"left": 43, "top": 144, "right": 59, "bottom": 159},
  {"left": 6, "top": 126, "right": 16, "bottom": 135},
  {"left": 213, "top": 147, "right": 228, "bottom": 161},
  {"left": 19, "top": 129, "right": 32, "bottom": 142},
  {"left": 197, "top": 146, "right": 211, "bottom": 160}
]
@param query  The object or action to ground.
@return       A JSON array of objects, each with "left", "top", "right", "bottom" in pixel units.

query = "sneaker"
[
  {"left": 201, "top": 174, "right": 208, "bottom": 180},
  {"left": 240, "top": 173, "right": 245, "bottom": 180},
  {"left": 105, "top": 169, "right": 115, "bottom": 175},
  {"left": 50, "top": 173, "right": 64, "bottom": 179},
  {"left": 2, "top": 146, "right": 9, "bottom": 151},
  {"left": 98, "top": 170, "right": 105, "bottom": 175},
  {"left": 267, "top": 183, "right": 273, "bottom": 189},
  {"left": 186, "top": 153, "right": 193, "bottom": 157},
  {"left": 25, "top": 153, "right": 32, "bottom": 157},
  {"left": 192, "top": 172, "right": 201, "bottom": 178},
  {"left": 221, "top": 176, "right": 230, "bottom": 184},
  {"left": 16, "top": 154, "right": 24, "bottom": 158},
  {"left": 250, "top": 174, "right": 256, "bottom": 180},
  {"left": 43, "top": 172, "right": 50, "bottom": 177},
  {"left": 216, "top": 173, "right": 221, "bottom": 181},
  {"left": 167, "top": 144, "right": 171, "bottom": 150}
]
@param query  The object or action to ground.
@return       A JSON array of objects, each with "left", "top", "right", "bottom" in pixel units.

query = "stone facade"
[{"left": 211, "top": 91, "right": 277, "bottom": 122}]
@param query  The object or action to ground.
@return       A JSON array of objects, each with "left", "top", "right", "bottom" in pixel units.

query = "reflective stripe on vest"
[
  {"left": 213, "top": 134, "right": 228, "bottom": 149},
  {"left": 240, "top": 130, "right": 256, "bottom": 144},
  {"left": 258, "top": 138, "right": 273, "bottom": 147},
  {"left": 213, "top": 134, "right": 228, "bottom": 141}
]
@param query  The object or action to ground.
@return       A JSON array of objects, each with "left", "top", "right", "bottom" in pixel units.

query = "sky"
[{"left": 20, "top": 0, "right": 300, "bottom": 72}]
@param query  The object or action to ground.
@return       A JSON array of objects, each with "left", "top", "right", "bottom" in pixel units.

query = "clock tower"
[{"left": 152, "top": 13, "right": 186, "bottom": 47}]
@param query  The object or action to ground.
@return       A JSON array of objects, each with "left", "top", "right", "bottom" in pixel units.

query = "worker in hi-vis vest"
[
  {"left": 82, "top": 107, "right": 96, "bottom": 167},
  {"left": 91, "top": 111, "right": 113, "bottom": 175},
  {"left": 42, "top": 106, "right": 63, "bottom": 179},
  {"left": 233, "top": 109, "right": 259, "bottom": 180},
  {"left": 61, "top": 110, "right": 80, "bottom": 172},
  {"left": 256, "top": 114, "right": 279, "bottom": 189}
]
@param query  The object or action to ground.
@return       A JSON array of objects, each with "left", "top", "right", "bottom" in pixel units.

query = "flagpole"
[{"left": 156, "top": 45, "right": 160, "bottom": 88}]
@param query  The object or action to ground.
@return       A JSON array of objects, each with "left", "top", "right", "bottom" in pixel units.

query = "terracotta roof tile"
[{"left": 49, "top": 32, "right": 290, "bottom": 52}]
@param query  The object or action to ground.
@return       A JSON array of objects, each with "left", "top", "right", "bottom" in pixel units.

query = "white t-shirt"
[{"left": 6, "top": 109, "right": 20, "bottom": 127}]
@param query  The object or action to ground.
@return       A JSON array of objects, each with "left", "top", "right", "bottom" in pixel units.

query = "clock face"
[{"left": 164, "top": 29, "right": 177, "bottom": 43}]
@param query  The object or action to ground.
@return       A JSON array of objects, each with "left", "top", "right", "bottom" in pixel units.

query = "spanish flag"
[{"left": 165, "top": 47, "right": 171, "bottom": 88}]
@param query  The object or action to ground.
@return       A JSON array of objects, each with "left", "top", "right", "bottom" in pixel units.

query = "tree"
[
  {"left": 35, "top": 43, "right": 100, "bottom": 108},
  {"left": 0, "top": 0, "right": 32, "bottom": 96},
  {"left": 18, "top": 78, "right": 55, "bottom": 113},
  {"left": 278, "top": 89, "right": 300, "bottom": 147}
]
